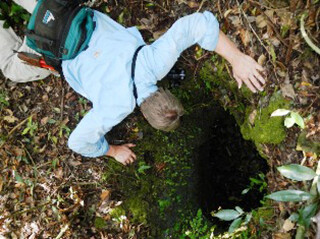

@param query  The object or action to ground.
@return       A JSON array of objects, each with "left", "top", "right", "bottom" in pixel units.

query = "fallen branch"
[{"left": 300, "top": 13, "right": 320, "bottom": 55}]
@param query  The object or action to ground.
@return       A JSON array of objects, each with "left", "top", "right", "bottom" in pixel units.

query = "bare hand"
[
  {"left": 106, "top": 144, "right": 137, "bottom": 166},
  {"left": 231, "top": 53, "right": 266, "bottom": 93}
]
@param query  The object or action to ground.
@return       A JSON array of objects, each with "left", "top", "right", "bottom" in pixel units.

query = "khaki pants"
[{"left": 0, "top": 0, "right": 51, "bottom": 82}]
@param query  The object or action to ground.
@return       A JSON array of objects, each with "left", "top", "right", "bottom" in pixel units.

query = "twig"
[
  {"left": 197, "top": 0, "right": 207, "bottom": 13},
  {"left": 300, "top": 13, "right": 320, "bottom": 55},
  {"left": 0, "top": 113, "right": 36, "bottom": 149},
  {"left": 55, "top": 224, "right": 70, "bottom": 239}
]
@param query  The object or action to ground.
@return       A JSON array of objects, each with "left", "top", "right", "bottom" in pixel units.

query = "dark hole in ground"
[{"left": 195, "top": 107, "right": 269, "bottom": 226}]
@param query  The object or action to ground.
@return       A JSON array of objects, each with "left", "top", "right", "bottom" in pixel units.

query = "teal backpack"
[{"left": 26, "top": 0, "right": 96, "bottom": 71}]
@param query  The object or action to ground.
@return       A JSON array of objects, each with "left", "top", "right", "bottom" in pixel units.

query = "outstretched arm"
[{"left": 144, "top": 11, "right": 265, "bottom": 92}]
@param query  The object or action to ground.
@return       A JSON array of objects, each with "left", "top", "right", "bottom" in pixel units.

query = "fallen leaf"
[
  {"left": 41, "top": 117, "right": 49, "bottom": 125},
  {"left": 67, "top": 158, "right": 82, "bottom": 167},
  {"left": 281, "top": 74, "right": 296, "bottom": 99},
  {"left": 273, "top": 232, "right": 291, "bottom": 239},
  {"left": 100, "top": 190, "right": 111, "bottom": 201},
  {"left": 3, "top": 115, "right": 18, "bottom": 123},
  {"left": 239, "top": 29, "right": 251, "bottom": 47},
  {"left": 258, "top": 54, "right": 267, "bottom": 66},
  {"left": 282, "top": 219, "right": 295, "bottom": 232},
  {"left": 256, "top": 15, "right": 267, "bottom": 28},
  {"left": 224, "top": 9, "right": 234, "bottom": 18},
  {"left": 187, "top": 1, "right": 199, "bottom": 8},
  {"left": 54, "top": 167, "right": 63, "bottom": 179},
  {"left": 229, "top": 16, "right": 242, "bottom": 28}
]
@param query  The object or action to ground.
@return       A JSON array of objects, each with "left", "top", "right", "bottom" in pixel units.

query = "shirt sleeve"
[
  {"left": 141, "top": 11, "right": 219, "bottom": 80},
  {"left": 68, "top": 109, "right": 110, "bottom": 158}
]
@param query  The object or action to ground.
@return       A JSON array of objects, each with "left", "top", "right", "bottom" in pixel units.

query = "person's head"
[{"left": 140, "top": 88, "right": 184, "bottom": 132}]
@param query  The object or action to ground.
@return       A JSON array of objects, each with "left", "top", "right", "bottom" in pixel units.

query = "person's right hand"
[
  {"left": 230, "top": 52, "right": 266, "bottom": 93},
  {"left": 106, "top": 144, "right": 137, "bottom": 166}
]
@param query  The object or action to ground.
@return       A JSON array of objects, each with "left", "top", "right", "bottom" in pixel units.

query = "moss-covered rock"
[{"left": 240, "top": 92, "right": 290, "bottom": 144}]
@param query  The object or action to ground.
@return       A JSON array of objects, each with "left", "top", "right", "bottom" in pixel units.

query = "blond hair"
[{"left": 140, "top": 88, "right": 184, "bottom": 131}]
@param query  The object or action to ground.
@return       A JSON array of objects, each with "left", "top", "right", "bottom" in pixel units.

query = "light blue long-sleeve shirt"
[{"left": 62, "top": 10, "right": 219, "bottom": 158}]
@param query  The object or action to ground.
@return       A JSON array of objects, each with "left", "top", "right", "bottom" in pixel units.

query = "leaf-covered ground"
[{"left": 0, "top": 0, "right": 319, "bottom": 238}]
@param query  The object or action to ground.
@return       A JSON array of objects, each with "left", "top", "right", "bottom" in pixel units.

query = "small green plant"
[
  {"left": 271, "top": 109, "right": 305, "bottom": 129},
  {"left": 22, "top": 116, "right": 38, "bottom": 136},
  {"left": 59, "top": 124, "right": 71, "bottom": 137},
  {"left": 0, "top": 2, "right": 30, "bottom": 29},
  {"left": 0, "top": 90, "right": 9, "bottom": 110},
  {"left": 266, "top": 163, "right": 320, "bottom": 238},
  {"left": 242, "top": 173, "right": 267, "bottom": 195},
  {"left": 184, "top": 209, "right": 211, "bottom": 239},
  {"left": 212, "top": 206, "right": 252, "bottom": 233}
]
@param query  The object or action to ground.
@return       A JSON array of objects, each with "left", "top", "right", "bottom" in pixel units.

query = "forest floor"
[{"left": 0, "top": 0, "right": 319, "bottom": 238}]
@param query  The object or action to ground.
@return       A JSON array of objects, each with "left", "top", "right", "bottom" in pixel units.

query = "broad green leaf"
[
  {"left": 277, "top": 164, "right": 316, "bottom": 181},
  {"left": 266, "top": 190, "right": 313, "bottom": 202},
  {"left": 244, "top": 213, "right": 252, "bottom": 224},
  {"left": 290, "top": 112, "right": 305, "bottom": 129},
  {"left": 284, "top": 116, "right": 295, "bottom": 128},
  {"left": 271, "top": 109, "right": 291, "bottom": 117},
  {"left": 235, "top": 206, "right": 244, "bottom": 215},
  {"left": 317, "top": 176, "right": 320, "bottom": 194},
  {"left": 228, "top": 218, "right": 242, "bottom": 233},
  {"left": 213, "top": 209, "right": 241, "bottom": 221}
]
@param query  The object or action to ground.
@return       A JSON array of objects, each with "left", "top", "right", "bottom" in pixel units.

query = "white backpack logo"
[{"left": 42, "top": 10, "right": 55, "bottom": 24}]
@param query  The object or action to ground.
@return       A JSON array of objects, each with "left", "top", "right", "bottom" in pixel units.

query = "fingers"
[
  {"left": 124, "top": 155, "right": 136, "bottom": 165},
  {"left": 243, "top": 77, "right": 256, "bottom": 93},
  {"left": 234, "top": 76, "right": 243, "bottom": 89},
  {"left": 249, "top": 74, "right": 263, "bottom": 92},
  {"left": 123, "top": 150, "right": 137, "bottom": 166},
  {"left": 253, "top": 69, "right": 265, "bottom": 85}
]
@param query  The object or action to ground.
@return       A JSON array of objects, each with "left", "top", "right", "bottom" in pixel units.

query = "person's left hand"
[{"left": 230, "top": 53, "right": 266, "bottom": 93}]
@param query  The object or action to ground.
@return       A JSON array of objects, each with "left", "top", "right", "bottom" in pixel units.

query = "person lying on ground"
[{"left": 62, "top": 10, "right": 265, "bottom": 165}]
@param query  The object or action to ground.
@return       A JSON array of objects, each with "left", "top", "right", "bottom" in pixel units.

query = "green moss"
[
  {"left": 240, "top": 92, "right": 290, "bottom": 144},
  {"left": 94, "top": 217, "right": 107, "bottom": 229},
  {"left": 252, "top": 205, "right": 274, "bottom": 225},
  {"left": 125, "top": 197, "right": 149, "bottom": 224},
  {"left": 109, "top": 207, "right": 126, "bottom": 219}
]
